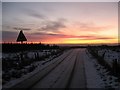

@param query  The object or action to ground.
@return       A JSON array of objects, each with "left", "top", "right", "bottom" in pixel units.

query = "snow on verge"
[{"left": 84, "top": 50, "right": 104, "bottom": 88}]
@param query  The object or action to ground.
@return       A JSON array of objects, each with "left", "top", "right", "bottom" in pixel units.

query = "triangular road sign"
[{"left": 16, "top": 30, "right": 27, "bottom": 43}]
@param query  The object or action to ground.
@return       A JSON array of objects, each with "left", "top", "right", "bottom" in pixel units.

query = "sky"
[
  {"left": 1, "top": 0, "right": 120, "bottom": 2},
  {"left": 2, "top": 2, "right": 118, "bottom": 44}
]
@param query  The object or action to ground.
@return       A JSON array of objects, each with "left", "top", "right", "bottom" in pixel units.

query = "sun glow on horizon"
[{"left": 2, "top": 2, "right": 118, "bottom": 44}]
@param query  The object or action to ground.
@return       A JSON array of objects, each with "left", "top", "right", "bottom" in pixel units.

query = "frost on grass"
[
  {"left": 84, "top": 50, "right": 104, "bottom": 88},
  {"left": 2, "top": 49, "right": 63, "bottom": 87},
  {"left": 85, "top": 47, "right": 120, "bottom": 89}
]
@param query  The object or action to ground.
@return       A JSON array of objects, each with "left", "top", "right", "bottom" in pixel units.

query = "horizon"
[
  {"left": 1, "top": 42, "right": 119, "bottom": 46},
  {"left": 2, "top": 2, "right": 118, "bottom": 44}
]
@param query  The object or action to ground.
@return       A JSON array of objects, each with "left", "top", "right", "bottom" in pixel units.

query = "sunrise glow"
[{"left": 2, "top": 2, "right": 118, "bottom": 45}]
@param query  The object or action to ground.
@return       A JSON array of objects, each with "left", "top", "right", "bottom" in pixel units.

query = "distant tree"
[{"left": 16, "top": 30, "right": 27, "bottom": 44}]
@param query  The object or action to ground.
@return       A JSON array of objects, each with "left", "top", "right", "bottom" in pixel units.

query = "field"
[
  {"left": 1, "top": 44, "right": 120, "bottom": 89},
  {"left": 2, "top": 43, "right": 65, "bottom": 85},
  {"left": 87, "top": 45, "right": 120, "bottom": 88}
]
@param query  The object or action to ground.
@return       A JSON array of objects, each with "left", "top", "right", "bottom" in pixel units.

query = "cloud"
[
  {"left": 3, "top": 31, "right": 17, "bottom": 36},
  {"left": 24, "top": 9, "right": 47, "bottom": 19},
  {"left": 28, "top": 13, "right": 46, "bottom": 19},
  {"left": 65, "top": 35, "right": 115, "bottom": 40},
  {"left": 2, "top": 31, "right": 18, "bottom": 41},
  {"left": 32, "top": 32, "right": 115, "bottom": 40},
  {"left": 75, "top": 22, "right": 111, "bottom": 32},
  {"left": 32, "top": 32, "right": 66, "bottom": 37},
  {"left": 73, "top": 35, "right": 115, "bottom": 40},
  {"left": 2, "top": 30, "right": 115, "bottom": 43},
  {"left": 3, "top": 25, "right": 13, "bottom": 29},
  {"left": 13, "top": 27, "right": 31, "bottom": 31},
  {"left": 23, "top": 8, "right": 67, "bottom": 32},
  {"left": 94, "top": 37, "right": 115, "bottom": 40},
  {"left": 38, "top": 19, "right": 66, "bottom": 32}
]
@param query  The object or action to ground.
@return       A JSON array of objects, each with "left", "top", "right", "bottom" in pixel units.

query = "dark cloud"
[
  {"left": 31, "top": 32, "right": 115, "bottom": 40},
  {"left": 65, "top": 35, "right": 115, "bottom": 40},
  {"left": 28, "top": 13, "right": 46, "bottom": 19},
  {"left": 3, "top": 25, "right": 12, "bottom": 29},
  {"left": 39, "top": 20, "right": 66, "bottom": 32},
  {"left": 2, "top": 31, "right": 18, "bottom": 41},
  {"left": 13, "top": 27, "right": 31, "bottom": 31},
  {"left": 47, "top": 33, "right": 65, "bottom": 36},
  {"left": 32, "top": 32, "right": 66, "bottom": 37},
  {"left": 3, "top": 30, "right": 115, "bottom": 42},
  {"left": 4, "top": 25, "right": 10, "bottom": 28},
  {"left": 3, "top": 25, "right": 31, "bottom": 31},
  {"left": 3, "top": 31, "right": 17, "bottom": 37},
  {"left": 76, "top": 36, "right": 115, "bottom": 40},
  {"left": 94, "top": 37, "right": 115, "bottom": 40},
  {"left": 32, "top": 32, "right": 47, "bottom": 35},
  {"left": 24, "top": 8, "right": 66, "bottom": 31}
]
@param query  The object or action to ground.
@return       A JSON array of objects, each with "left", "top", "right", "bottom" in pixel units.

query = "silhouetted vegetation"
[
  {"left": 2, "top": 43, "right": 64, "bottom": 85},
  {"left": 2, "top": 43, "right": 59, "bottom": 53}
]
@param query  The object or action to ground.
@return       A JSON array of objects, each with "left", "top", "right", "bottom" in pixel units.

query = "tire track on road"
[
  {"left": 4, "top": 50, "right": 73, "bottom": 89},
  {"left": 30, "top": 49, "right": 76, "bottom": 88},
  {"left": 67, "top": 49, "right": 87, "bottom": 88}
]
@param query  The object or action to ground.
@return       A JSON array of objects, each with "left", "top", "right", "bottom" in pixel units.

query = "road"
[
  {"left": 4, "top": 48, "right": 87, "bottom": 89},
  {"left": 31, "top": 48, "right": 87, "bottom": 89}
]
